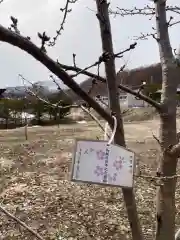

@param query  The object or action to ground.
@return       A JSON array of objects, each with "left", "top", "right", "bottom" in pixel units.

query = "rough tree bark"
[
  {"left": 154, "top": 0, "right": 179, "bottom": 239},
  {"left": 95, "top": 1, "right": 143, "bottom": 240}
]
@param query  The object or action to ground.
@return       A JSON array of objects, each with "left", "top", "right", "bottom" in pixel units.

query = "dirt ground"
[{"left": 0, "top": 119, "right": 180, "bottom": 240}]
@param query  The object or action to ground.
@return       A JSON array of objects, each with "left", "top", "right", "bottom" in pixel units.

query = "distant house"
[
  {"left": 156, "top": 87, "right": 180, "bottom": 94},
  {"left": 95, "top": 91, "right": 148, "bottom": 108},
  {"left": 156, "top": 86, "right": 180, "bottom": 106}
]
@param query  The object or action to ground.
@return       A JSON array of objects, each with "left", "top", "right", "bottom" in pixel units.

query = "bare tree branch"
[
  {"left": 58, "top": 61, "right": 162, "bottom": 110},
  {"left": 0, "top": 23, "right": 114, "bottom": 126},
  {"left": 134, "top": 31, "right": 159, "bottom": 41},
  {"left": 20, "top": 74, "right": 78, "bottom": 109},
  {"left": 50, "top": 75, "right": 109, "bottom": 136},
  {"left": 69, "top": 43, "right": 137, "bottom": 78},
  {"left": 109, "top": 5, "right": 180, "bottom": 17},
  {"left": 48, "top": 0, "right": 78, "bottom": 46},
  {"left": 168, "top": 20, "right": 180, "bottom": 27},
  {"left": 21, "top": 74, "right": 109, "bottom": 137},
  {"left": 109, "top": 4, "right": 180, "bottom": 42},
  {"left": 0, "top": 205, "right": 45, "bottom": 240}
]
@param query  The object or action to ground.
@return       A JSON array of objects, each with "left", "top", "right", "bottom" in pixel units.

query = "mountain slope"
[
  {"left": 64, "top": 62, "right": 164, "bottom": 102},
  {"left": 3, "top": 62, "right": 175, "bottom": 101}
]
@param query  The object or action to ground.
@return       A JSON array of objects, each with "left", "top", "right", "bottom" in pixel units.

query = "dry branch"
[
  {"left": 69, "top": 43, "right": 137, "bottom": 78},
  {"left": 21, "top": 74, "right": 108, "bottom": 137},
  {"left": 110, "top": 4, "right": 180, "bottom": 42},
  {"left": 109, "top": 5, "right": 180, "bottom": 17},
  {"left": 0, "top": 205, "right": 45, "bottom": 240},
  {"left": 58, "top": 61, "right": 162, "bottom": 110},
  {"left": 50, "top": 76, "right": 109, "bottom": 136},
  {"left": 0, "top": 24, "right": 114, "bottom": 126},
  {"left": 20, "top": 74, "right": 78, "bottom": 109},
  {"left": 48, "top": 0, "right": 78, "bottom": 46}
]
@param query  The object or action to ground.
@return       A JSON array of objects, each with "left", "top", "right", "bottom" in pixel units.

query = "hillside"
[
  {"left": 64, "top": 62, "right": 167, "bottom": 102},
  {"left": 2, "top": 62, "right": 176, "bottom": 101},
  {"left": 2, "top": 81, "right": 61, "bottom": 98}
]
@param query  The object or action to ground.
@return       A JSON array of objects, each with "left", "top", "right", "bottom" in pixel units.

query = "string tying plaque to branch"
[{"left": 107, "top": 115, "right": 117, "bottom": 146}]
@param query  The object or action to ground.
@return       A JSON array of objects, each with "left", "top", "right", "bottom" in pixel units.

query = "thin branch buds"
[
  {"left": 37, "top": 32, "right": 50, "bottom": 53},
  {"left": 10, "top": 16, "right": 20, "bottom": 34}
]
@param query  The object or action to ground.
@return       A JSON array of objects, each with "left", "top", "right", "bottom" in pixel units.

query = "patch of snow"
[{"left": 77, "top": 120, "right": 87, "bottom": 124}]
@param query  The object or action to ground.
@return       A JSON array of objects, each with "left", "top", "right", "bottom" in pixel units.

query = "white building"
[{"left": 95, "top": 92, "right": 148, "bottom": 108}]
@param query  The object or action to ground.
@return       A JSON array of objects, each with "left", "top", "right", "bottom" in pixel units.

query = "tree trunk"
[
  {"left": 156, "top": 110, "right": 177, "bottom": 240},
  {"left": 154, "top": 1, "right": 179, "bottom": 239},
  {"left": 95, "top": 1, "right": 143, "bottom": 239}
]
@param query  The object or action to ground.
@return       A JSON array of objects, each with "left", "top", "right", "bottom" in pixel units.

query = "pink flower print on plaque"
[
  {"left": 129, "top": 164, "right": 133, "bottom": 174},
  {"left": 90, "top": 148, "right": 94, "bottom": 153},
  {"left": 94, "top": 165, "right": 104, "bottom": 176},
  {"left": 113, "top": 172, "right": 117, "bottom": 181},
  {"left": 84, "top": 149, "right": 88, "bottom": 154},
  {"left": 129, "top": 155, "right": 133, "bottom": 164},
  {"left": 108, "top": 173, "right": 118, "bottom": 183},
  {"left": 96, "top": 150, "right": 106, "bottom": 160},
  {"left": 108, "top": 174, "right": 113, "bottom": 183},
  {"left": 113, "top": 159, "right": 122, "bottom": 171}
]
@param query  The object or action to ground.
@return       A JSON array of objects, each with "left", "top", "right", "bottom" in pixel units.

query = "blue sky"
[{"left": 0, "top": 0, "right": 179, "bottom": 88}]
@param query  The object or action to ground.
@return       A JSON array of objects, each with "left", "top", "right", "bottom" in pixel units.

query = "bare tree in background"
[{"left": 1, "top": 0, "right": 180, "bottom": 239}]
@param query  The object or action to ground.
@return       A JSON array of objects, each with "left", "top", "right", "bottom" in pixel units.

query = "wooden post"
[{"left": 24, "top": 116, "right": 28, "bottom": 140}]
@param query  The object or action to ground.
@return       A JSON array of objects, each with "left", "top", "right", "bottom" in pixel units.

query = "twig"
[
  {"left": 151, "top": 131, "right": 162, "bottom": 148},
  {"left": 19, "top": 74, "right": 77, "bottom": 109},
  {"left": 9, "top": 16, "right": 20, "bottom": 34},
  {"left": 168, "top": 20, "right": 180, "bottom": 27},
  {"left": 48, "top": 0, "right": 78, "bottom": 46},
  {"left": 109, "top": 5, "right": 180, "bottom": 17},
  {"left": 58, "top": 62, "right": 162, "bottom": 111},
  {"left": 69, "top": 60, "right": 102, "bottom": 79},
  {"left": 37, "top": 32, "right": 50, "bottom": 53},
  {"left": 134, "top": 31, "right": 159, "bottom": 41},
  {"left": 81, "top": 105, "right": 107, "bottom": 135},
  {"left": 114, "top": 42, "right": 137, "bottom": 58},
  {"left": 0, "top": 205, "right": 45, "bottom": 240},
  {"left": 69, "top": 43, "right": 137, "bottom": 78},
  {"left": 0, "top": 24, "right": 113, "bottom": 126},
  {"left": 50, "top": 75, "right": 109, "bottom": 137},
  {"left": 110, "top": 5, "right": 180, "bottom": 42},
  {"left": 72, "top": 53, "right": 77, "bottom": 68},
  {"left": 20, "top": 73, "right": 108, "bottom": 137}
]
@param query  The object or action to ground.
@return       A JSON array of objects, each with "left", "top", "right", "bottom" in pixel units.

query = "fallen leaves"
[{"left": 0, "top": 122, "right": 179, "bottom": 239}]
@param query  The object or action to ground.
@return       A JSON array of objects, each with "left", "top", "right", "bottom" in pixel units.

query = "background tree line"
[{"left": 0, "top": 91, "right": 72, "bottom": 127}]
